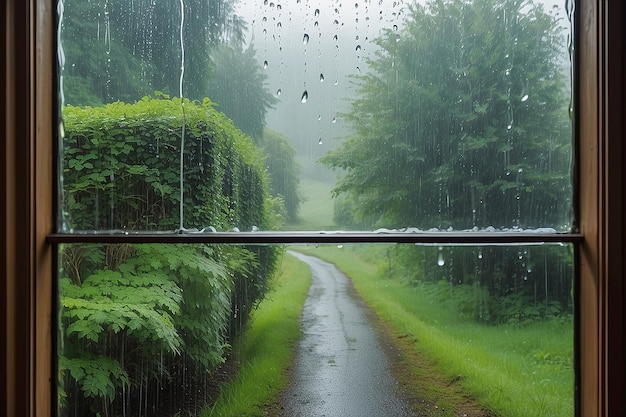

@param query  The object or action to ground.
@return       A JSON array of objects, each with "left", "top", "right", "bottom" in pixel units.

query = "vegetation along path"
[{"left": 278, "top": 251, "right": 415, "bottom": 417}]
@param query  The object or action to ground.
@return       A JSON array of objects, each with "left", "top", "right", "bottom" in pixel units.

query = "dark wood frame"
[
  {"left": 577, "top": 1, "right": 626, "bottom": 415},
  {"left": 3, "top": 0, "right": 55, "bottom": 416},
  {"left": 2, "top": 0, "right": 624, "bottom": 416}
]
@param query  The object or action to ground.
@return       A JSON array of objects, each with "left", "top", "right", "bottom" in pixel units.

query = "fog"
[
  {"left": 234, "top": 0, "right": 569, "bottom": 182},
  {"left": 235, "top": 0, "right": 408, "bottom": 179}
]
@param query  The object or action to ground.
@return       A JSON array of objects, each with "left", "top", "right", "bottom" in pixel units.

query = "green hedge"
[
  {"left": 59, "top": 96, "right": 280, "bottom": 417},
  {"left": 62, "top": 94, "right": 268, "bottom": 232}
]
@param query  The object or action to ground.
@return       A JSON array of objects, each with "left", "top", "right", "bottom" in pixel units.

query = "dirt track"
[{"left": 277, "top": 251, "right": 415, "bottom": 417}]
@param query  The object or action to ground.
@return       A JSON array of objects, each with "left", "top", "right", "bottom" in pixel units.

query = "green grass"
[
  {"left": 291, "top": 244, "right": 574, "bottom": 417},
  {"left": 286, "top": 177, "right": 335, "bottom": 230},
  {"left": 202, "top": 252, "right": 312, "bottom": 417}
]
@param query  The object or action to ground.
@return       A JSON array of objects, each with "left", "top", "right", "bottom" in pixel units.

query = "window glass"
[
  {"left": 56, "top": 0, "right": 576, "bottom": 415},
  {"left": 57, "top": 243, "right": 574, "bottom": 416},
  {"left": 58, "top": 0, "right": 573, "bottom": 233}
]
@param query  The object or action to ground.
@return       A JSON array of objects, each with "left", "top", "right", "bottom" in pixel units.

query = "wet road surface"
[{"left": 279, "top": 251, "right": 415, "bottom": 417}]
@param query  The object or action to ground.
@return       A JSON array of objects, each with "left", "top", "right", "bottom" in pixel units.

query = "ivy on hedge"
[{"left": 62, "top": 93, "right": 268, "bottom": 232}]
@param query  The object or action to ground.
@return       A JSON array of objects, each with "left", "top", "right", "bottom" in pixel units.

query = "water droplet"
[
  {"left": 333, "top": 34, "right": 338, "bottom": 41},
  {"left": 331, "top": 116, "right": 337, "bottom": 123},
  {"left": 393, "top": 24, "right": 398, "bottom": 31},
  {"left": 277, "top": 3, "right": 282, "bottom": 10},
  {"left": 505, "top": 68, "right": 511, "bottom": 76},
  {"left": 315, "top": 8, "right": 320, "bottom": 17},
  {"left": 301, "top": 90, "right": 308, "bottom": 103},
  {"left": 355, "top": 2, "right": 359, "bottom": 8},
  {"left": 521, "top": 94, "right": 529, "bottom": 102},
  {"left": 395, "top": 34, "right": 401, "bottom": 42},
  {"left": 356, "top": 45, "right": 361, "bottom": 52},
  {"left": 437, "top": 252, "right": 445, "bottom": 266},
  {"left": 333, "top": 19, "right": 340, "bottom": 25},
  {"left": 320, "top": 73, "right": 325, "bottom": 82},
  {"left": 262, "top": 16, "right": 267, "bottom": 22},
  {"left": 318, "top": 115, "right": 322, "bottom": 120},
  {"left": 276, "top": 89, "right": 281, "bottom": 96},
  {"left": 478, "top": 251, "right": 483, "bottom": 259},
  {"left": 507, "top": 124, "right": 512, "bottom": 130},
  {"left": 318, "top": 138, "right": 323, "bottom": 145},
  {"left": 263, "top": 60, "right": 268, "bottom": 69},
  {"left": 303, "top": 33, "right": 309, "bottom": 44}
]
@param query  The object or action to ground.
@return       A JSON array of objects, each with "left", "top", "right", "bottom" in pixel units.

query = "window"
[{"left": 2, "top": 0, "right": 625, "bottom": 416}]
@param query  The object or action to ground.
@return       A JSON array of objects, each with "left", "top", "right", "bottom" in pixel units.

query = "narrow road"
[{"left": 279, "top": 251, "right": 415, "bottom": 417}]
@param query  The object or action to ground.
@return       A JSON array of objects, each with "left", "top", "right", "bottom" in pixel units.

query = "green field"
[{"left": 285, "top": 177, "right": 336, "bottom": 231}]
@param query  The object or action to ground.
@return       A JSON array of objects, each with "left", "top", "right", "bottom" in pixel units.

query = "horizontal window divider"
[{"left": 47, "top": 231, "right": 583, "bottom": 245}]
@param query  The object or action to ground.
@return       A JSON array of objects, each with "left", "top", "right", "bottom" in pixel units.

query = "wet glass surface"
[
  {"left": 58, "top": 0, "right": 573, "bottom": 234},
  {"left": 57, "top": 242, "right": 574, "bottom": 416},
  {"left": 56, "top": 0, "right": 576, "bottom": 415}
]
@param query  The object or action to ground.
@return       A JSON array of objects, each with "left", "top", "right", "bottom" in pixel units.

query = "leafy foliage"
[
  {"left": 60, "top": 96, "right": 280, "bottom": 416},
  {"left": 60, "top": 355, "right": 128, "bottom": 402},
  {"left": 322, "top": 0, "right": 571, "bottom": 230},
  {"left": 59, "top": 244, "right": 234, "bottom": 415}
]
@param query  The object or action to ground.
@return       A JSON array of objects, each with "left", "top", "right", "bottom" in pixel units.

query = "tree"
[
  {"left": 322, "top": 0, "right": 571, "bottom": 231},
  {"left": 207, "top": 43, "right": 278, "bottom": 143},
  {"left": 321, "top": 0, "right": 573, "bottom": 320},
  {"left": 61, "top": 0, "right": 245, "bottom": 105}
]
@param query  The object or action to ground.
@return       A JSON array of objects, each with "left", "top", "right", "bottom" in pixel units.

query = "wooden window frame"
[{"left": 2, "top": 0, "right": 624, "bottom": 416}]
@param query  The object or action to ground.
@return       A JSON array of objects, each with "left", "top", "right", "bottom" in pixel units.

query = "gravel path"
[{"left": 278, "top": 251, "right": 416, "bottom": 417}]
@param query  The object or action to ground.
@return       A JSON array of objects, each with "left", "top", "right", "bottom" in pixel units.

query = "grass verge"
[
  {"left": 285, "top": 177, "right": 335, "bottom": 231},
  {"left": 291, "top": 244, "right": 574, "bottom": 417},
  {"left": 202, "top": 252, "right": 312, "bottom": 417}
]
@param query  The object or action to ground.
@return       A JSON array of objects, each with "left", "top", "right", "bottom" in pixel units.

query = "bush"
[
  {"left": 62, "top": 94, "right": 268, "bottom": 232},
  {"left": 59, "top": 96, "right": 280, "bottom": 416}
]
